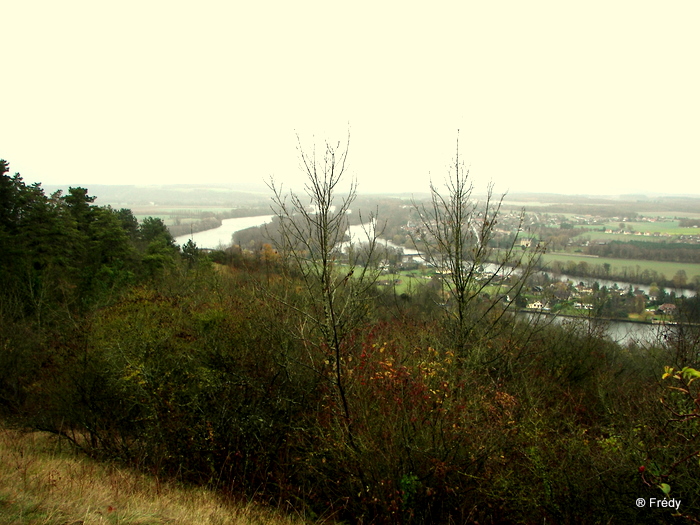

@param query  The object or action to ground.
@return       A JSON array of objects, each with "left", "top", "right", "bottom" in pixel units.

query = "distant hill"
[
  {"left": 42, "top": 184, "right": 272, "bottom": 207},
  {"left": 502, "top": 193, "right": 700, "bottom": 215},
  {"left": 37, "top": 184, "right": 700, "bottom": 214}
]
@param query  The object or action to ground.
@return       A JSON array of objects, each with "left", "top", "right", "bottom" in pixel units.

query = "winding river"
[
  {"left": 176, "top": 215, "right": 693, "bottom": 346},
  {"left": 174, "top": 215, "right": 274, "bottom": 249}
]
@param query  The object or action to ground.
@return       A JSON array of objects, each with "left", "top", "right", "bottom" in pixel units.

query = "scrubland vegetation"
[
  {"left": 0, "top": 426, "right": 309, "bottom": 525},
  {"left": 2, "top": 152, "right": 700, "bottom": 524}
]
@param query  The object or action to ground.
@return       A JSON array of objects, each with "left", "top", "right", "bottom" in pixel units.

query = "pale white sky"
[{"left": 2, "top": 1, "right": 699, "bottom": 196}]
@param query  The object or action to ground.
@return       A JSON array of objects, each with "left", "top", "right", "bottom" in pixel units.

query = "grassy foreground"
[{"left": 0, "top": 426, "right": 313, "bottom": 525}]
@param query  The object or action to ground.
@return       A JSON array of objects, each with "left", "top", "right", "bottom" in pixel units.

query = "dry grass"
[{"left": 0, "top": 426, "right": 315, "bottom": 525}]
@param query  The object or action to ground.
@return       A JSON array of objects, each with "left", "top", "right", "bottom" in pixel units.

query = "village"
[{"left": 521, "top": 279, "right": 680, "bottom": 322}]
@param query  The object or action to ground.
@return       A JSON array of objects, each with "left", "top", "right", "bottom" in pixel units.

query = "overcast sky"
[{"left": 2, "top": 1, "right": 699, "bottom": 196}]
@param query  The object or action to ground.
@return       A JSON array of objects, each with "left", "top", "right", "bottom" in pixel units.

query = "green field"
[
  {"left": 573, "top": 231, "right": 670, "bottom": 242},
  {"left": 540, "top": 252, "right": 700, "bottom": 281},
  {"left": 380, "top": 270, "right": 434, "bottom": 295},
  {"left": 131, "top": 206, "right": 239, "bottom": 215},
  {"left": 572, "top": 221, "right": 700, "bottom": 242},
  {"left": 130, "top": 206, "right": 268, "bottom": 226},
  {"left": 601, "top": 221, "right": 700, "bottom": 235}
]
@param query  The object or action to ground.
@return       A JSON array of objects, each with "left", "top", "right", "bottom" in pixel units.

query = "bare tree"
[
  {"left": 267, "top": 133, "right": 382, "bottom": 437},
  {"left": 411, "top": 133, "right": 543, "bottom": 355}
]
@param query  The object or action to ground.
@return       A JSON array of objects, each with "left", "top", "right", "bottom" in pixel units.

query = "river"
[
  {"left": 174, "top": 215, "right": 274, "bottom": 249},
  {"left": 174, "top": 215, "right": 692, "bottom": 346},
  {"left": 177, "top": 215, "right": 409, "bottom": 252},
  {"left": 177, "top": 214, "right": 697, "bottom": 298},
  {"left": 518, "top": 311, "right": 679, "bottom": 347}
]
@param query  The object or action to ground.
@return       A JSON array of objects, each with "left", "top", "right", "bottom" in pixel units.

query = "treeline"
[
  {"left": 3, "top": 158, "right": 700, "bottom": 523},
  {"left": 168, "top": 215, "right": 223, "bottom": 238},
  {"left": 680, "top": 218, "right": 700, "bottom": 228},
  {"left": 232, "top": 199, "right": 416, "bottom": 251},
  {"left": 0, "top": 160, "right": 179, "bottom": 321},
  {"left": 585, "top": 239, "right": 700, "bottom": 265},
  {"left": 350, "top": 196, "right": 413, "bottom": 246},
  {"left": 537, "top": 225, "right": 585, "bottom": 252}
]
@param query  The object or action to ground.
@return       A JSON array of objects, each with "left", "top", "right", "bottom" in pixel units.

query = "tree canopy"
[{"left": 0, "top": 159, "right": 178, "bottom": 320}]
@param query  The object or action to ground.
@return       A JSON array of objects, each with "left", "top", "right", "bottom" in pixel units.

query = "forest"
[{"left": 2, "top": 153, "right": 700, "bottom": 524}]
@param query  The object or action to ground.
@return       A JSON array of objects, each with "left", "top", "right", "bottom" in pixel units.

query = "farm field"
[
  {"left": 332, "top": 263, "right": 433, "bottom": 296},
  {"left": 380, "top": 270, "right": 433, "bottom": 295},
  {"left": 540, "top": 252, "right": 700, "bottom": 281},
  {"left": 131, "top": 206, "right": 244, "bottom": 215},
  {"left": 573, "top": 221, "right": 700, "bottom": 236},
  {"left": 130, "top": 205, "right": 271, "bottom": 226},
  {"left": 573, "top": 231, "right": 676, "bottom": 242},
  {"left": 601, "top": 221, "right": 700, "bottom": 235},
  {"left": 130, "top": 206, "right": 233, "bottom": 225}
]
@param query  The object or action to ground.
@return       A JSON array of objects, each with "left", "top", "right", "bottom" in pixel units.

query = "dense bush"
[
  {"left": 5, "top": 250, "right": 699, "bottom": 523},
  {"left": 3, "top": 159, "right": 700, "bottom": 523}
]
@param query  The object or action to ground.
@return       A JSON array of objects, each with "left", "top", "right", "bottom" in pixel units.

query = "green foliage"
[
  {"left": 25, "top": 271, "right": 316, "bottom": 497},
  {"left": 5, "top": 241, "right": 695, "bottom": 522},
  {"left": 0, "top": 162, "right": 184, "bottom": 322},
  {"left": 6, "top": 156, "right": 700, "bottom": 522},
  {"left": 639, "top": 364, "right": 700, "bottom": 509}
]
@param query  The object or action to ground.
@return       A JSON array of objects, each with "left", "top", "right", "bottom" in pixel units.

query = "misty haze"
[{"left": 2, "top": 2, "right": 700, "bottom": 523}]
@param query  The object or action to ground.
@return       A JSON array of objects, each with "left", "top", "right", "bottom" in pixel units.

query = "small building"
[
  {"left": 573, "top": 302, "right": 594, "bottom": 310},
  {"left": 658, "top": 303, "right": 677, "bottom": 315}
]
